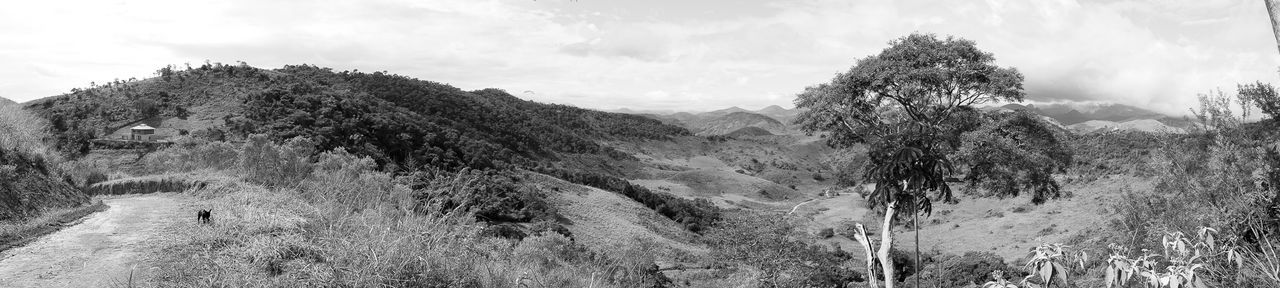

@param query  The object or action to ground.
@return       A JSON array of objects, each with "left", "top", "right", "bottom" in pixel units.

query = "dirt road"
[{"left": 0, "top": 193, "right": 190, "bottom": 288}]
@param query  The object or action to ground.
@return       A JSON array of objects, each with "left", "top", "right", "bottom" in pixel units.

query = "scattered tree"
[{"left": 795, "top": 33, "right": 1025, "bottom": 287}]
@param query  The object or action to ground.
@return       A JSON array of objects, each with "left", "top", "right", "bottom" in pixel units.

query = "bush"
[
  {"left": 240, "top": 135, "right": 314, "bottom": 187},
  {"left": 900, "top": 251, "right": 1017, "bottom": 288},
  {"left": 816, "top": 227, "right": 835, "bottom": 239},
  {"left": 409, "top": 169, "right": 558, "bottom": 223},
  {"left": 707, "top": 212, "right": 856, "bottom": 287},
  {"left": 481, "top": 223, "right": 529, "bottom": 240},
  {"left": 301, "top": 148, "right": 404, "bottom": 212},
  {"left": 529, "top": 220, "right": 574, "bottom": 240}
]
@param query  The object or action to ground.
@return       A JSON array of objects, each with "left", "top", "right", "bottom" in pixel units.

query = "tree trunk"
[
  {"left": 878, "top": 201, "right": 897, "bottom": 288},
  {"left": 852, "top": 223, "right": 879, "bottom": 288},
  {"left": 1267, "top": 0, "right": 1280, "bottom": 54},
  {"left": 913, "top": 207, "right": 921, "bottom": 288},
  {"left": 852, "top": 200, "right": 897, "bottom": 288}
]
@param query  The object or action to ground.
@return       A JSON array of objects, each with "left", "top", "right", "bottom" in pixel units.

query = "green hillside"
[
  {"left": 25, "top": 63, "right": 690, "bottom": 170},
  {"left": 24, "top": 63, "right": 720, "bottom": 231},
  {"left": 0, "top": 101, "right": 88, "bottom": 222}
]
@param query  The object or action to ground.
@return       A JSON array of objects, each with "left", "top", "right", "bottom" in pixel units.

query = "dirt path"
[{"left": 0, "top": 193, "right": 191, "bottom": 288}]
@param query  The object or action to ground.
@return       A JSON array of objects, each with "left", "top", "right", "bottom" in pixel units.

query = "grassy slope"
[
  {"left": 527, "top": 173, "right": 703, "bottom": 256},
  {"left": 0, "top": 102, "right": 89, "bottom": 222},
  {"left": 790, "top": 176, "right": 1151, "bottom": 267},
  {"left": 153, "top": 171, "right": 686, "bottom": 287},
  {"left": 0, "top": 95, "right": 96, "bottom": 253},
  {"left": 613, "top": 133, "right": 839, "bottom": 211}
]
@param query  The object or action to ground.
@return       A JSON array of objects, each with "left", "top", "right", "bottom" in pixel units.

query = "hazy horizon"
[{"left": 3, "top": 0, "right": 1278, "bottom": 115}]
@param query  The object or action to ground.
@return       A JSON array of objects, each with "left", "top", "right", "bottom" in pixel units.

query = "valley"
[{"left": 2, "top": 60, "right": 1275, "bottom": 288}]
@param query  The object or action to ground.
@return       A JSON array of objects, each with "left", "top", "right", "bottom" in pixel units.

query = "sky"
[{"left": 1, "top": 0, "right": 1277, "bottom": 115}]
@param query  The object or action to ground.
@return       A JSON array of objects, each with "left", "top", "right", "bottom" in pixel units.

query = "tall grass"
[
  {"left": 86, "top": 174, "right": 209, "bottom": 195},
  {"left": 152, "top": 141, "right": 668, "bottom": 287},
  {"left": 0, "top": 101, "right": 59, "bottom": 162}
]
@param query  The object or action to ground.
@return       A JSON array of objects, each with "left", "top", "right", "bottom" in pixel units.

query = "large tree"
[
  {"left": 955, "top": 110, "right": 1072, "bottom": 204},
  {"left": 795, "top": 33, "right": 1024, "bottom": 287}
]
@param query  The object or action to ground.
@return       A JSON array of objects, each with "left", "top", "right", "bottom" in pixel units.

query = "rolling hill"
[
  {"left": 988, "top": 102, "right": 1192, "bottom": 133},
  {"left": 636, "top": 105, "right": 809, "bottom": 136},
  {"left": 686, "top": 111, "right": 788, "bottom": 136},
  {"left": 21, "top": 63, "right": 734, "bottom": 235},
  {"left": 1067, "top": 119, "right": 1186, "bottom": 134},
  {"left": 724, "top": 126, "right": 774, "bottom": 137},
  {"left": 24, "top": 63, "right": 691, "bottom": 172},
  {"left": 753, "top": 105, "right": 804, "bottom": 124},
  {"left": 0, "top": 100, "right": 89, "bottom": 222}
]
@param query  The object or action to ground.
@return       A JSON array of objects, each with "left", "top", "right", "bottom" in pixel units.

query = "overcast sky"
[{"left": 1, "top": 0, "right": 1277, "bottom": 115}]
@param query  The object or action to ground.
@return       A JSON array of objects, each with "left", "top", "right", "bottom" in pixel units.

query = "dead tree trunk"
[
  {"left": 851, "top": 201, "right": 897, "bottom": 288},
  {"left": 852, "top": 223, "right": 879, "bottom": 288}
]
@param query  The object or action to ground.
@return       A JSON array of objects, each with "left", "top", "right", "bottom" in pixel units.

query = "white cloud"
[{"left": 0, "top": 0, "right": 1277, "bottom": 115}]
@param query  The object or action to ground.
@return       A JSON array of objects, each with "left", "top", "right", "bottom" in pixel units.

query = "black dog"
[{"left": 197, "top": 209, "right": 212, "bottom": 224}]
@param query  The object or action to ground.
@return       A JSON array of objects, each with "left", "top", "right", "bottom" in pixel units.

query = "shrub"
[
  {"left": 816, "top": 227, "right": 835, "bottom": 239},
  {"left": 409, "top": 169, "right": 558, "bottom": 223},
  {"left": 706, "top": 212, "right": 856, "bottom": 287},
  {"left": 529, "top": 220, "right": 574, "bottom": 240},
  {"left": 481, "top": 223, "right": 529, "bottom": 240},
  {"left": 240, "top": 135, "right": 313, "bottom": 187},
  {"left": 901, "top": 251, "right": 1017, "bottom": 288},
  {"left": 301, "top": 149, "right": 401, "bottom": 212}
]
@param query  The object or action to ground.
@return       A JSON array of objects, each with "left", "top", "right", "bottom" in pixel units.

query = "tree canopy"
[
  {"left": 955, "top": 111, "right": 1072, "bottom": 204},
  {"left": 795, "top": 33, "right": 1025, "bottom": 206}
]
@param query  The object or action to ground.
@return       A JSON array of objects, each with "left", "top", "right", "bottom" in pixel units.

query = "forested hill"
[{"left": 24, "top": 63, "right": 691, "bottom": 171}]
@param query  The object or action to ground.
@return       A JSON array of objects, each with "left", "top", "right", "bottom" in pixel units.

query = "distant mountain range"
[
  {"left": 623, "top": 105, "right": 807, "bottom": 136},
  {"left": 614, "top": 102, "right": 1191, "bottom": 135},
  {"left": 989, "top": 103, "right": 1193, "bottom": 134}
]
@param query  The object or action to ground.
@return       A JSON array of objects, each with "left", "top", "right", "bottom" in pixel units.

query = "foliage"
[
  {"left": 1066, "top": 131, "right": 1168, "bottom": 180},
  {"left": 903, "top": 251, "right": 1019, "bottom": 288},
  {"left": 983, "top": 271, "right": 1021, "bottom": 288},
  {"left": 956, "top": 111, "right": 1072, "bottom": 204},
  {"left": 1103, "top": 228, "right": 1236, "bottom": 288},
  {"left": 408, "top": 169, "right": 558, "bottom": 223},
  {"left": 0, "top": 101, "right": 88, "bottom": 222},
  {"left": 1238, "top": 81, "right": 1280, "bottom": 120},
  {"left": 233, "top": 65, "right": 688, "bottom": 170},
  {"left": 0, "top": 146, "right": 89, "bottom": 222},
  {"left": 139, "top": 140, "right": 239, "bottom": 174},
  {"left": 158, "top": 171, "right": 669, "bottom": 287},
  {"left": 796, "top": 33, "right": 1026, "bottom": 207},
  {"left": 704, "top": 212, "right": 858, "bottom": 287},
  {"left": 25, "top": 63, "right": 688, "bottom": 174},
  {"left": 239, "top": 135, "right": 315, "bottom": 188},
  {"left": 512, "top": 233, "right": 671, "bottom": 287},
  {"left": 1023, "top": 243, "right": 1084, "bottom": 287},
  {"left": 794, "top": 33, "right": 1025, "bottom": 151},
  {"left": 795, "top": 33, "right": 1028, "bottom": 288},
  {"left": 0, "top": 101, "right": 59, "bottom": 161}
]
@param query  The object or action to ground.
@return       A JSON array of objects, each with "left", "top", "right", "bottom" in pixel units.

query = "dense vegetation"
[
  {"left": 0, "top": 101, "right": 90, "bottom": 222},
  {"left": 956, "top": 111, "right": 1073, "bottom": 203},
  {"left": 136, "top": 139, "right": 671, "bottom": 287},
  {"left": 25, "top": 63, "right": 689, "bottom": 170},
  {"left": 233, "top": 65, "right": 688, "bottom": 170},
  {"left": 22, "top": 63, "right": 719, "bottom": 231}
]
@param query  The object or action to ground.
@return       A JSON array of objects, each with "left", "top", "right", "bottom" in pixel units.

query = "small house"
[{"left": 131, "top": 124, "right": 156, "bottom": 141}]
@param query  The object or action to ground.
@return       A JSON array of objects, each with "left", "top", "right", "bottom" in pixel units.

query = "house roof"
[{"left": 131, "top": 124, "right": 155, "bottom": 130}]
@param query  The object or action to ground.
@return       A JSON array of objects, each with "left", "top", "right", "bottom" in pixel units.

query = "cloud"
[{"left": 0, "top": 0, "right": 1276, "bottom": 115}]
